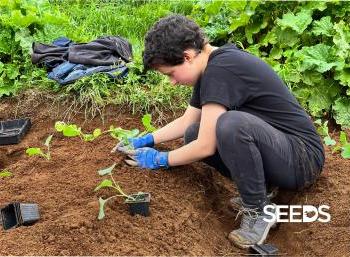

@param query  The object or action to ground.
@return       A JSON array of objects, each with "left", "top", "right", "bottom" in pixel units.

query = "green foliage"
[
  {"left": 192, "top": 1, "right": 350, "bottom": 128},
  {"left": 314, "top": 119, "right": 336, "bottom": 146},
  {"left": 94, "top": 163, "right": 136, "bottom": 220},
  {"left": 55, "top": 121, "right": 101, "bottom": 142},
  {"left": 0, "top": 170, "right": 12, "bottom": 178},
  {"left": 0, "top": 0, "right": 68, "bottom": 97},
  {"left": 26, "top": 134, "right": 53, "bottom": 160},
  {"left": 332, "top": 131, "right": 350, "bottom": 159}
]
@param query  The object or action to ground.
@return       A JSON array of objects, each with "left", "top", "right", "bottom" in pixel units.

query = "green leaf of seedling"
[
  {"left": 93, "top": 128, "right": 102, "bottom": 138},
  {"left": 26, "top": 147, "right": 44, "bottom": 157},
  {"left": 44, "top": 135, "right": 53, "bottom": 147},
  {"left": 0, "top": 170, "right": 12, "bottom": 178},
  {"left": 324, "top": 136, "right": 336, "bottom": 146},
  {"left": 94, "top": 179, "right": 113, "bottom": 191},
  {"left": 339, "top": 131, "right": 348, "bottom": 145},
  {"left": 332, "top": 145, "right": 342, "bottom": 154},
  {"left": 341, "top": 144, "right": 350, "bottom": 159},
  {"left": 142, "top": 114, "right": 157, "bottom": 132},
  {"left": 98, "top": 163, "right": 116, "bottom": 176},
  {"left": 62, "top": 124, "right": 81, "bottom": 137},
  {"left": 98, "top": 197, "right": 108, "bottom": 220},
  {"left": 83, "top": 134, "right": 95, "bottom": 142},
  {"left": 54, "top": 121, "right": 65, "bottom": 132}
]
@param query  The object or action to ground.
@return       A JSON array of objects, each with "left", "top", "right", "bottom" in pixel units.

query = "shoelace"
[{"left": 235, "top": 205, "right": 260, "bottom": 221}]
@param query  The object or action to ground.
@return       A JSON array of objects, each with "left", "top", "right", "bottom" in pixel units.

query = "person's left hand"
[{"left": 124, "top": 147, "right": 169, "bottom": 170}]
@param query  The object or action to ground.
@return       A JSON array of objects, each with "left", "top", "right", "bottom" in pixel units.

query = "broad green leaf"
[
  {"left": 97, "top": 197, "right": 108, "bottom": 220},
  {"left": 324, "top": 136, "right": 336, "bottom": 146},
  {"left": 312, "top": 16, "right": 334, "bottom": 37},
  {"left": 333, "top": 97, "right": 350, "bottom": 128},
  {"left": 93, "top": 128, "right": 102, "bottom": 138},
  {"left": 339, "top": 131, "right": 348, "bottom": 145},
  {"left": 277, "top": 9, "right": 313, "bottom": 34},
  {"left": 44, "top": 135, "right": 53, "bottom": 147},
  {"left": 26, "top": 147, "right": 44, "bottom": 156},
  {"left": 333, "top": 21, "right": 350, "bottom": 57},
  {"left": 62, "top": 124, "right": 81, "bottom": 137},
  {"left": 307, "top": 80, "right": 340, "bottom": 117},
  {"left": 98, "top": 163, "right": 116, "bottom": 176},
  {"left": 341, "top": 144, "right": 350, "bottom": 159},
  {"left": 0, "top": 170, "right": 12, "bottom": 178},
  {"left": 295, "top": 44, "right": 338, "bottom": 73},
  {"left": 94, "top": 179, "right": 113, "bottom": 191},
  {"left": 142, "top": 114, "right": 156, "bottom": 132},
  {"left": 274, "top": 27, "right": 299, "bottom": 48},
  {"left": 335, "top": 67, "right": 350, "bottom": 87}
]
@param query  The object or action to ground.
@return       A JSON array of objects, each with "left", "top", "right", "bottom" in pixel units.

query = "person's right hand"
[{"left": 111, "top": 133, "right": 154, "bottom": 154}]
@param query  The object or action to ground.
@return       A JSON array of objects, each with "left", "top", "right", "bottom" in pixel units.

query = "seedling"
[
  {"left": 94, "top": 163, "right": 147, "bottom": 219},
  {"left": 54, "top": 121, "right": 101, "bottom": 142},
  {"left": 315, "top": 119, "right": 336, "bottom": 146},
  {"left": 139, "top": 113, "right": 157, "bottom": 136},
  {"left": 332, "top": 131, "right": 350, "bottom": 159},
  {"left": 26, "top": 134, "right": 53, "bottom": 160},
  {"left": 0, "top": 170, "right": 12, "bottom": 178}
]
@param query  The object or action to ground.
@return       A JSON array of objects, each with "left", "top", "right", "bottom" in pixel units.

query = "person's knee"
[
  {"left": 184, "top": 123, "right": 200, "bottom": 144},
  {"left": 216, "top": 111, "right": 251, "bottom": 140}
]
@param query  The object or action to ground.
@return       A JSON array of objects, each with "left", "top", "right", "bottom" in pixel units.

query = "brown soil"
[{"left": 0, "top": 93, "right": 349, "bottom": 256}]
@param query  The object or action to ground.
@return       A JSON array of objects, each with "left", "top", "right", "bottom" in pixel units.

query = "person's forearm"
[
  {"left": 152, "top": 116, "right": 189, "bottom": 144},
  {"left": 167, "top": 139, "right": 215, "bottom": 166}
]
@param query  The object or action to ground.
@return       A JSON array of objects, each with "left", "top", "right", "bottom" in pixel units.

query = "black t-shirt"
[{"left": 190, "top": 44, "right": 324, "bottom": 167}]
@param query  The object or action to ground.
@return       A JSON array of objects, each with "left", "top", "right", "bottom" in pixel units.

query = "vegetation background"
[{"left": 1, "top": 0, "right": 349, "bottom": 156}]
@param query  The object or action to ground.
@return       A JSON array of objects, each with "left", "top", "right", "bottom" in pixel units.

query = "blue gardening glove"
[
  {"left": 111, "top": 133, "right": 154, "bottom": 153},
  {"left": 124, "top": 147, "right": 169, "bottom": 170}
]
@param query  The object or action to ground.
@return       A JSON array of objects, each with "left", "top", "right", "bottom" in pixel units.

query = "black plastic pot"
[
  {"left": 0, "top": 118, "right": 31, "bottom": 145},
  {"left": 249, "top": 243, "right": 279, "bottom": 256},
  {"left": 125, "top": 192, "right": 151, "bottom": 217},
  {"left": 0, "top": 202, "right": 40, "bottom": 230}
]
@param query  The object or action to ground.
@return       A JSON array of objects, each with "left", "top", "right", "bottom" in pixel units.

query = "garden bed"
[{"left": 0, "top": 93, "right": 349, "bottom": 256}]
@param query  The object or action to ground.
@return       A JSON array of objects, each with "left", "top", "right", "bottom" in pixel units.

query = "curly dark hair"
[{"left": 143, "top": 14, "right": 207, "bottom": 71}]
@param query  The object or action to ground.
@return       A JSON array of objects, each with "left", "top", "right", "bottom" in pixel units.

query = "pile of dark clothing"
[{"left": 31, "top": 36, "right": 132, "bottom": 85}]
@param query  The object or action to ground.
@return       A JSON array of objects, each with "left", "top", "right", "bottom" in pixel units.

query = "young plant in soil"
[
  {"left": 26, "top": 134, "right": 53, "bottom": 160},
  {"left": 332, "top": 131, "right": 350, "bottom": 159},
  {"left": 94, "top": 163, "right": 147, "bottom": 219},
  {"left": 0, "top": 170, "right": 12, "bottom": 178},
  {"left": 54, "top": 121, "right": 102, "bottom": 142}
]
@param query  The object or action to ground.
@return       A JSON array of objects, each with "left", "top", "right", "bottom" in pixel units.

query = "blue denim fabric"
[
  {"left": 48, "top": 61, "right": 128, "bottom": 85},
  {"left": 52, "top": 37, "right": 73, "bottom": 47}
]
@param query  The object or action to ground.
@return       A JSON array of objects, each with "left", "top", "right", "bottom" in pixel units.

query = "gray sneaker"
[
  {"left": 228, "top": 204, "right": 277, "bottom": 249},
  {"left": 229, "top": 187, "right": 279, "bottom": 211}
]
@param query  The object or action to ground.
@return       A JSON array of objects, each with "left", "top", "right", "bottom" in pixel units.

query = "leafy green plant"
[
  {"left": 0, "top": 170, "right": 12, "bottom": 178},
  {"left": 26, "top": 134, "right": 53, "bottom": 160},
  {"left": 315, "top": 119, "right": 336, "bottom": 146},
  {"left": 54, "top": 121, "right": 101, "bottom": 142},
  {"left": 332, "top": 131, "right": 350, "bottom": 159},
  {"left": 94, "top": 163, "right": 144, "bottom": 220}
]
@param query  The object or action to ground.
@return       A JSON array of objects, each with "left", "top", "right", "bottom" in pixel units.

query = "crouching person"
[{"left": 113, "top": 15, "right": 324, "bottom": 249}]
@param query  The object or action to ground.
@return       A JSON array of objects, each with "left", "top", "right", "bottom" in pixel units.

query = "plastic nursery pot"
[
  {"left": 125, "top": 192, "right": 151, "bottom": 217},
  {"left": 249, "top": 243, "right": 279, "bottom": 256},
  {"left": 0, "top": 118, "right": 31, "bottom": 145},
  {"left": 0, "top": 202, "right": 40, "bottom": 230}
]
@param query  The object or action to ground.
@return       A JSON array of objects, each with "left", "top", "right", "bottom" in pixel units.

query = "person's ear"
[{"left": 183, "top": 50, "right": 195, "bottom": 63}]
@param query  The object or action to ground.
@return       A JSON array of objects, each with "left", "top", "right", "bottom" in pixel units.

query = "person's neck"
[{"left": 199, "top": 43, "right": 218, "bottom": 74}]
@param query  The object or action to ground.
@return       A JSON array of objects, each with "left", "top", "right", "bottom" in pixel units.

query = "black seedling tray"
[
  {"left": 0, "top": 202, "right": 40, "bottom": 230},
  {"left": 125, "top": 192, "right": 151, "bottom": 217},
  {"left": 0, "top": 118, "right": 31, "bottom": 145}
]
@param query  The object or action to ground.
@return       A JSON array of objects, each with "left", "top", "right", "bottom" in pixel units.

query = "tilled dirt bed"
[{"left": 0, "top": 93, "right": 349, "bottom": 256}]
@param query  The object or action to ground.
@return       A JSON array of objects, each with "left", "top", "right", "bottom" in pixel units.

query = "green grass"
[{"left": 31, "top": 0, "right": 194, "bottom": 117}]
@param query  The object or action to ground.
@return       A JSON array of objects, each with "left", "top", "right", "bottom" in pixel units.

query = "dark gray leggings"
[{"left": 184, "top": 111, "right": 321, "bottom": 209}]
